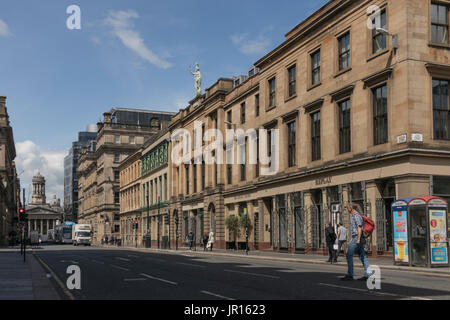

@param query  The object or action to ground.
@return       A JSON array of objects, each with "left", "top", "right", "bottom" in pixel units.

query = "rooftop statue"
[{"left": 189, "top": 63, "right": 202, "bottom": 97}]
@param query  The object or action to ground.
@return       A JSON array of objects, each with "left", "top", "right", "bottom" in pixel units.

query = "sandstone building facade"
[
  {"left": 166, "top": 0, "right": 450, "bottom": 255},
  {"left": 78, "top": 108, "right": 174, "bottom": 244},
  {"left": 0, "top": 96, "right": 21, "bottom": 246}
]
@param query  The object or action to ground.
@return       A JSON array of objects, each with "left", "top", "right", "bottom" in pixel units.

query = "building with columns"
[
  {"left": 164, "top": 0, "right": 450, "bottom": 256},
  {"left": 26, "top": 172, "right": 63, "bottom": 237}
]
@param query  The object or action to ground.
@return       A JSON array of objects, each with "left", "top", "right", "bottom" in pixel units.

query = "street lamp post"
[
  {"left": 244, "top": 208, "right": 249, "bottom": 255},
  {"left": 175, "top": 212, "right": 179, "bottom": 251},
  {"left": 157, "top": 196, "right": 160, "bottom": 249},
  {"left": 146, "top": 193, "right": 151, "bottom": 248},
  {"left": 135, "top": 219, "right": 138, "bottom": 248}
]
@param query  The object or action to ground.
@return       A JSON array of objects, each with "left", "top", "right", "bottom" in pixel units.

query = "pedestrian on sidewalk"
[
  {"left": 207, "top": 231, "right": 215, "bottom": 251},
  {"left": 337, "top": 223, "right": 348, "bottom": 258},
  {"left": 105, "top": 235, "right": 109, "bottom": 246},
  {"left": 203, "top": 233, "right": 209, "bottom": 251},
  {"left": 325, "top": 222, "right": 337, "bottom": 263},
  {"left": 342, "top": 203, "right": 371, "bottom": 281},
  {"left": 187, "top": 231, "right": 194, "bottom": 251}
]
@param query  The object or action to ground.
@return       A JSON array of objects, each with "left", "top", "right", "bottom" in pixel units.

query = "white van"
[{"left": 72, "top": 224, "right": 92, "bottom": 246}]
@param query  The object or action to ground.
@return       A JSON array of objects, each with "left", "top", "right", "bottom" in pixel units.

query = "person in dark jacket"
[
  {"left": 325, "top": 222, "right": 337, "bottom": 263},
  {"left": 203, "top": 233, "right": 209, "bottom": 251}
]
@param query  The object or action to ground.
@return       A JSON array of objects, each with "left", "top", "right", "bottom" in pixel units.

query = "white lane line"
[
  {"left": 140, "top": 273, "right": 178, "bottom": 285},
  {"left": 110, "top": 265, "right": 130, "bottom": 272},
  {"left": 176, "top": 262, "right": 206, "bottom": 268},
  {"left": 200, "top": 290, "right": 235, "bottom": 301},
  {"left": 224, "top": 269, "right": 280, "bottom": 279},
  {"left": 318, "top": 283, "right": 433, "bottom": 300},
  {"left": 115, "top": 257, "right": 131, "bottom": 262}
]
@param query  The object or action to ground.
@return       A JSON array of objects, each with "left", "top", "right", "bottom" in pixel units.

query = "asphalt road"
[{"left": 33, "top": 245, "right": 450, "bottom": 300}]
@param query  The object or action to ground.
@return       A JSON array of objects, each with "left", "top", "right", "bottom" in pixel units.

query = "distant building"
[
  {"left": 26, "top": 172, "right": 63, "bottom": 237},
  {"left": 0, "top": 96, "right": 20, "bottom": 246},
  {"left": 78, "top": 108, "right": 175, "bottom": 244},
  {"left": 64, "top": 127, "right": 97, "bottom": 222}
]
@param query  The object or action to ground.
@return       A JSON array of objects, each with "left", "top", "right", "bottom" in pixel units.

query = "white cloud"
[
  {"left": 15, "top": 141, "right": 67, "bottom": 205},
  {"left": 0, "top": 19, "right": 12, "bottom": 37},
  {"left": 230, "top": 33, "right": 271, "bottom": 56},
  {"left": 104, "top": 10, "right": 172, "bottom": 69}
]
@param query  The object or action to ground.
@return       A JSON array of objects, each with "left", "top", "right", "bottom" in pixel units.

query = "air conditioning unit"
[
  {"left": 248, "top": 66, "right": 260, "bottom": 77},
  {"left": 331, "top": 204, "right": 341, "bottom": 213}
]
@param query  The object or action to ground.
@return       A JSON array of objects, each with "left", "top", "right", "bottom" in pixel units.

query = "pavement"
[
  {"left": 0, "top": 248, "right": 60, "bottom": 300},
  {"left": 98, "top": 244, "right": 450, "bottom": 277}
]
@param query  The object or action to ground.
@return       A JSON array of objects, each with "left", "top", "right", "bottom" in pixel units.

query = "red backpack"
[{"left": 358, "top": 213, "right": 375, "bottom": 238}]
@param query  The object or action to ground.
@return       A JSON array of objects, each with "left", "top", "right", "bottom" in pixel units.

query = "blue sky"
[{"left": 0, "top": 0, "right": 328, "bottom": 203}]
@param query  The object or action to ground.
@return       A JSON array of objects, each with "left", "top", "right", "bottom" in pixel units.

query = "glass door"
[{"left": 409, "top": 206, "right": 428, "bottom": 267}]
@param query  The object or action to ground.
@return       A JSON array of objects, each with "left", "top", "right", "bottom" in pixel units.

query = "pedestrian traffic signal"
[{"left": 134, "top": 221, "right": 139, "bottom": 229}]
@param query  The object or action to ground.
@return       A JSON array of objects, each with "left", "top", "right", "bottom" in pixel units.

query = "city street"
[{"left": 34, "top": 245, "right": 450, "bottom": 300}]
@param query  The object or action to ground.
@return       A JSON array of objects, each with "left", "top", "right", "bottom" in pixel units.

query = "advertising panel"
[
  {"left": 429, "top": 210, "right": 449, "bottom": 265},
  {"left": 393, "top": 209, "right": 408, "bottom": 263}
]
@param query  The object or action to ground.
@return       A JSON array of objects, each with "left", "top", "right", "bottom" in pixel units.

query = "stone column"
[
  {"left": 303, "top": 190, "right": 313, "bottom": 252},
  {"left": 34, "top": 219, "right": 37, "bottom": 232},
  {"left": 40, "top": 220, "right": 43, "bottom": 234},
  {"left": 46, "top": 220, "right": 49, "bottom": 235},
  {"left": 366, "top": 180, "right": 381, "bottom": 255},
  {"left": 395, "top": 175, "right": 430, "bottom": 199}
]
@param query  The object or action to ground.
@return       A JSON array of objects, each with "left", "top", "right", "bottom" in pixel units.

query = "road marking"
[
  {"left": 176, "top": 262, "right": 206, "bottom": 268},
  {"left": 110, "top": 265, "right": 129, "bottom": 272},
  {"left": 318, "top": 283, "right": 433, "bottom": 300},
  {"left": 140, "top": 273, "right": 177, "bottom": 285},
  {"left": 224, "top": 269, "right": 280, "bottom": 279},
  {"left": 200, "top": 290, "right": 235, "bottom": 300},
  {"left": 34, "top": 254, "right": 75, "bottom": 300},
  {"left": 115, "top": 257, "right": 130, "bottom": 262}
]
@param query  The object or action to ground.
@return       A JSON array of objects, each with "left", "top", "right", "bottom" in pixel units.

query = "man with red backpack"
[{"left": 341, "top": 203, "right": 371, "bottom": 281}]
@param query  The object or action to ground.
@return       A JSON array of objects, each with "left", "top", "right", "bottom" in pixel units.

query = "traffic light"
[
  {"left": 134, "top": 220, "right": 139, "bottom": 230},
  {"left": 19, "top": 208, "right": 27, "bottom": 222}
]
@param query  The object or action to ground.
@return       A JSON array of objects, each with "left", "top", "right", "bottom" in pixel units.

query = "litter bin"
[
  {"left": 144, "top": 235, "right": 151, "bottom": 248},
  {"left": 162, "top": 236, "right": 169, "bottom": 249}
]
